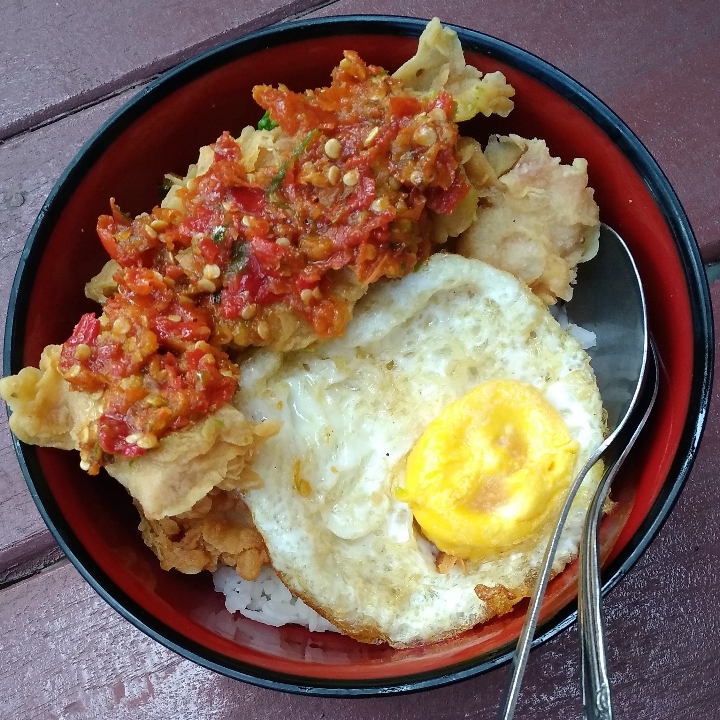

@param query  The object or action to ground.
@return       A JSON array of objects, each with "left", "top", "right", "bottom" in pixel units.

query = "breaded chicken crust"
[
  {"left": 458, "top": 134, "right": 600, "bottom": 304},
  {"left": 137, "top": 488, "right": 270, "bottom": 579}
]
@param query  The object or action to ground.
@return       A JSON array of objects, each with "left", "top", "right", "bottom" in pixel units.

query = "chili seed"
[
  {"left": 112, "top": 317, "right": 131, "bottom": 336},
  {"left": 79, "top": 460, "right": 91, "bottom": 471},
  {"left": 342, "top": 169, "right": 359, "bottom": 186},
  {"left": 308, "top": 172, "right": 326, "bottom": 188},
  {"left": 257, "top": 320, "right": 270, "bottom": 340},
  {"left": 364, "top": 126, "right": 380, "bottom": 146},
  {"left": 428, "top": 107, "right": 447, "bottom": 123},
  {"left": 327, "top": 165, "right": 341, "bottom": 185},
  {"left": 197, "top": 278, "right": 216, "bottom": 293},
  {"left": 120, "top": 374, "right": 142, "bottom": 390},
  {"left": 143, "top": 224, "right": 158, "bottom": 239},
  {"left": 203, "top": 264, "right": 221, "bottom": 280},
  {"left": 136, "top": 433, "right": 159, "bottom": 450},
  {"left": 300, "top": 288, "right": 314, "bottom": 304},
  {"left": 125, "top": 433, "right": 141, "bottom": 444},
  {"left": 167, "top": 314, "right": 182, "bottom": 322},
  {"left": 215, "top": 325, "right": 233, "bottom": 344},
  {"left": 413, "top": 126, "right": 437, "bottom": 147},
  {"left": 276, "top": 237, "right": 291, "bottom": 247},
  {"left": 74, "top": 343, "right": 92, "bottom": 361},
  {"left": 370, "top": 197, "right": 391, "bottom": 213},
  {"left": 324, "top": 138, "right": 341, "bottom": 159},
  {"left": 410, "top": 171, "right": 424, "bottom": 186},
  {"left": 150, "top": 219, "right": 168, "bottom": 231},
  {"left": 241, "top": 304, "right": 257, "bottom": 320}
]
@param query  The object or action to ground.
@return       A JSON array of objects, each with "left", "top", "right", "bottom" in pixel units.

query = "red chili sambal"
[
  {"left": 96, "top": 50, "right": 470, "bottom": 350},
  {"left": 58, "top": 267, "right": 237, "bottom": 473},
  {"left": 62, "top": 48, "right": 474, "bottom": 471}
]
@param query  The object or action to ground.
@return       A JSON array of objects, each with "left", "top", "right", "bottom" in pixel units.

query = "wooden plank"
[
  {"left": 0, "top": 90, "right": 137, "bottom": 582},
  {"left": 601, "top": 36, "right": 720, "bottom": 267},
  {"left": 0, "top": 0, "right": 339, "bottom": 140}
]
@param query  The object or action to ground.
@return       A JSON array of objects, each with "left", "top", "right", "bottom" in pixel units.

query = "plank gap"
[{"left": 0, "top": 549, "right": 67, "bottom": 591}]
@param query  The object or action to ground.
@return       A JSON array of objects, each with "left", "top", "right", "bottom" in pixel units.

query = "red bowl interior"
[{"left": 14, "top": 22, "right": 698, "bottom": 689}]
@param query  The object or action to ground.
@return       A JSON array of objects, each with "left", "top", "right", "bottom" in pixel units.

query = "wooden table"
[{"left": 2, "top": 1, "right": 719, "bottom": 717}]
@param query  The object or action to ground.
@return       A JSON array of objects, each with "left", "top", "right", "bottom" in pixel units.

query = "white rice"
[
  {"left": 550, "top": 303, "right": 597, "bottom": 349},
  {"left": 213, "top": 565, "right": 339, "bottom": 633}
]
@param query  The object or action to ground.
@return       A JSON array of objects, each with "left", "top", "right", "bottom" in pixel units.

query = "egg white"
[{"left": 235, "top": 253, "right": 605, "bottom": 647}]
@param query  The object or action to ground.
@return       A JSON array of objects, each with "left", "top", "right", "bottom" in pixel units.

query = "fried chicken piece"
[
  {"left": 84, "top": 259, "right": 121, "bottom": 304},
  {"left": 393, "top": 17, "right": 515, "bottom": 121},
  {"left": 106, "top": 404, "right": 278, "bottom": 520},
  {"left": 0, "top": 344, "right": 278, "bottom": 521},
  {"left": 136, "top": 487, "right": 270, "bottom": 579},
  {"left": 457, "top": 134, "right": 600, "bottom": 304},
  {"left": 0, "top": 344, "right": 102, "bottom": 451}
]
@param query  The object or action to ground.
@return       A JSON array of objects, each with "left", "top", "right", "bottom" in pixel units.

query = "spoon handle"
[
  {"left": 496, "top": 451, "right": 599, "bottom": 720},
  {"left": 578, "top": 463, "right": 616, "bottom": 720},
  {"left": 578, "top": 341, "right": 659, "bottom": 720}
]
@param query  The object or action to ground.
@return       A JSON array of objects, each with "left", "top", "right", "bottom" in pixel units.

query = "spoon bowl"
[{"left": 569, "top": 224, "right": 649, "bottom": 430}]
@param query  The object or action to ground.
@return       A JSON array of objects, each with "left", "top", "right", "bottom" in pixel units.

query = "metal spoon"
[
  {"left": 578, "top": 337, "right": 659, "bottom": 720},
  {"left": 497, "top": 224, "right": 649, "bottom": 720}
]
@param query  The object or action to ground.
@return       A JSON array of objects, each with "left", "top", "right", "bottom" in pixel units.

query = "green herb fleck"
[
  {"left": 229, "top": 241, "right": 247, "bottom": 272},
  {"left": 257, "top": 111, "right": 278, "bottom": 131},
  {"left": 211, "top": 225, "right": 226, "bottom": 243},
  {"left": 267, "top": 130, "right": 318, "bottom": 194}
]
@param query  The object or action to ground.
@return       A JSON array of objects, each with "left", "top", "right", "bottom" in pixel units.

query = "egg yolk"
[{"left": 396, "top": 379, "right": 579, "bottom": 561}]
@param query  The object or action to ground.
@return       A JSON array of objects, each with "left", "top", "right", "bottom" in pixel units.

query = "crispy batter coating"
[
  {"left": 84, "top": 259, "right": 121, "bottom": 304},
  {"left": 457, "top": 134, "right": 600, "bottom": 304},
  {"left": 0, "top": 345, "right": 102, "bottom": 451},
  {"left": 136, "top": 488, "right": 270, "bottom": 579},
  {"left": 393, "top": 17, "right": 515, "bottom": 121},
  {"left": 106, "top": 405, "right": 278, "bottom": 519}
]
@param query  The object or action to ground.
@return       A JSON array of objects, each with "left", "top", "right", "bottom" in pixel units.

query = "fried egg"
[{"left": 235, "top": 253, "right": 605, "bottom": 647}]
